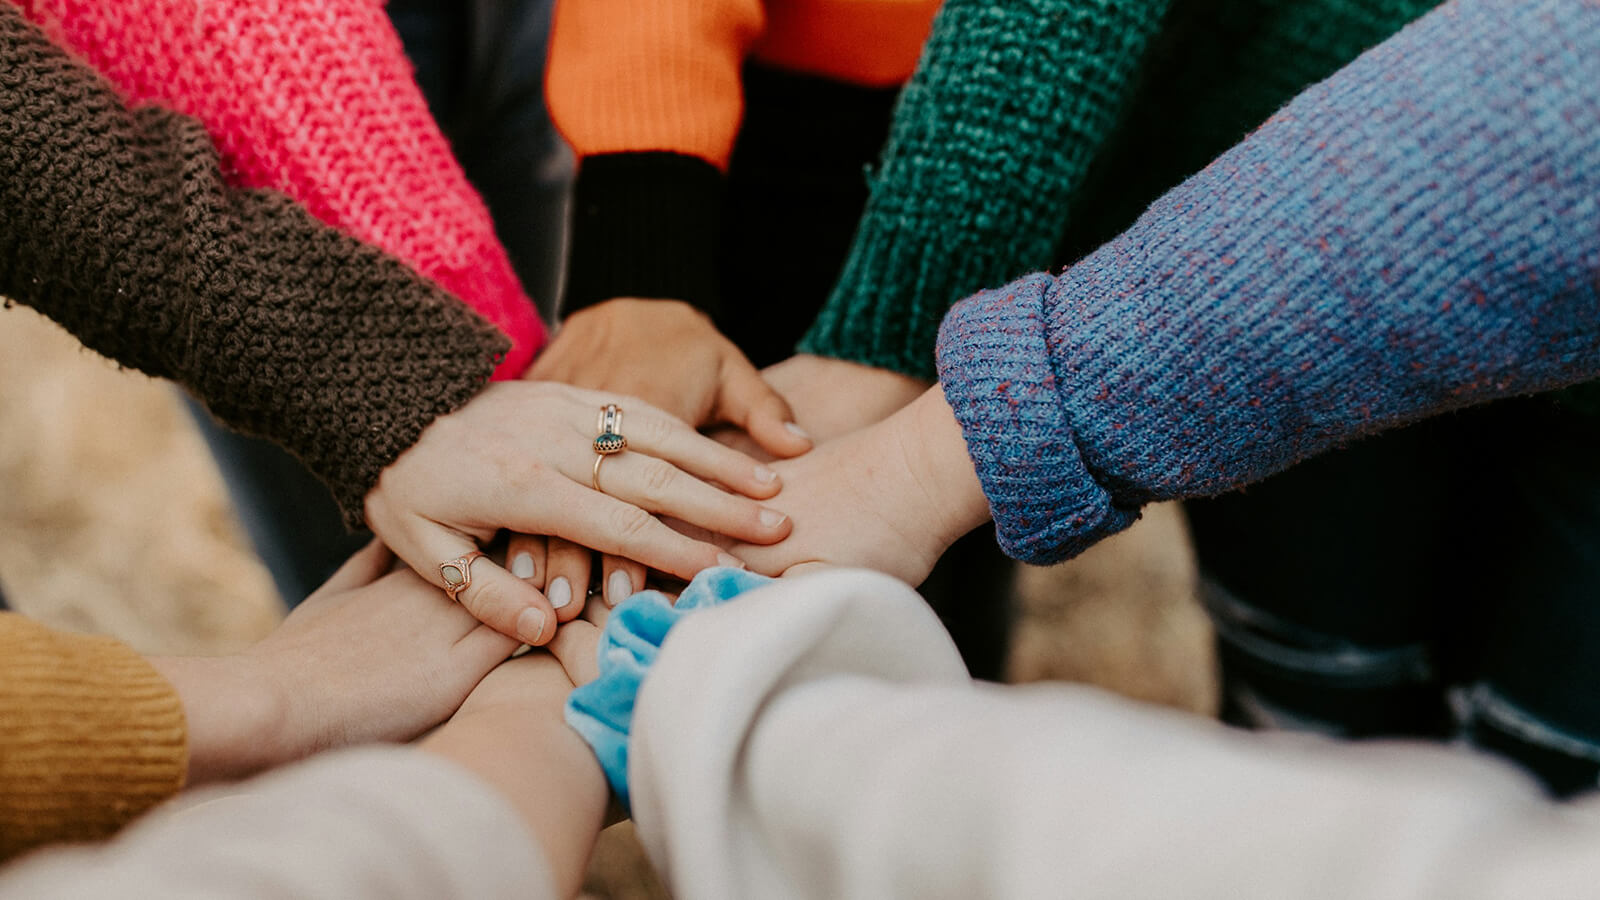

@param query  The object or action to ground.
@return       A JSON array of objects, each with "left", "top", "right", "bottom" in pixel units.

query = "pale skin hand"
[
  {"left": 726, "top": 385, "right": 993, "bottom": 586},
  {"left": 761, "top": 354, "right": 932, "bottom": 445},
  {"left": 520, "top": 298, "right": 812, "bottom": 611},
  {"left": 150, "top": 541, "right": 520, "bottom": 786},
  {"left": 363, "top": 381, "right": 790, "bottom": 646},
  {"left": 420, "top": 640, "right": 608, "bottom": 900}
]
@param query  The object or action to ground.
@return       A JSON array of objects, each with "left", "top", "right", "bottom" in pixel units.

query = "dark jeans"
[
  {"left": 195, "top": 0, "right": 569, "bottom": 606},
  {"left": 1190, "top": 395, "right": 1600, "bottom": 795}
]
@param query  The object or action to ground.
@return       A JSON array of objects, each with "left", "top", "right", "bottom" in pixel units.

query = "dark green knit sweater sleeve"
[
  {"left": 797, "top": 0, "right": 1174, "bottom": 379},
  {"left": 0, "top": 7, "right": 507, "bottom": 526}
]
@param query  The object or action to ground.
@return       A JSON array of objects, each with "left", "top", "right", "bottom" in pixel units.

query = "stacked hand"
[
  {"left": 521, "top": 299, "right": 812, "bottom": 608},
  {"left": 153, "top": 541, "right": 521, "bottom": 784},
  {"left": 725, "top": 385, "right": 991, "bottom": 586},
  {"left": 363, "top": 380, "right": 792, "bottom": 646},
  {"left": 366, "top": 293, "right": 972, "bottom": 650}
]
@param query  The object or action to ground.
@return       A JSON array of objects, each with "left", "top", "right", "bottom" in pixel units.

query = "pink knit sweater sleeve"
[{"left": 17, "top": 0, "right": 546, "bottom": 378}]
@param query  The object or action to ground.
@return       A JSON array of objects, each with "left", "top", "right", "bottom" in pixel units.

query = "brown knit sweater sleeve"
[
  {"left": 0, "top": 614, "right": 186, "bottom": 861},
  {"left": 0, "top": 6, "right": 509, "bottom": 525}
]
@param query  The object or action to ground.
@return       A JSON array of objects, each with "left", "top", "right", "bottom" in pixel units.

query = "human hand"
[
  {"left": 528, "top": 299, "right": 812, "bottom": 457},
  {"left": 727, "top": 386, "right": 992, "bottom": 585},
  {"left": 520, "top": 300, "right": 810, "bottom": 610},
  {"left": 364, "top": 381, "right": 792, "bottom": 646},
  {"left": 421, "top": 616, "right": 610, "bottom": 897},
  {"left": 761, "top": 354, "right": 931, "bottom": 444},
  {"left": 155, "top": 541, "right": 519, "bottom": 784}
]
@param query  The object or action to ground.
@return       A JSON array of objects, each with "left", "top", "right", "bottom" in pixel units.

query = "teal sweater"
[{"left": 799, "top": 0, "right": 1439, "bottom": 379}]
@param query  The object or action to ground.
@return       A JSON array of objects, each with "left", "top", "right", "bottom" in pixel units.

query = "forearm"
[
  {"left": 421, "top": 657, "right": 608, "bottom": 899},
  {"left": 19, "top": 0, "right": 544, "bottom": 375},
  {"left": 938, "top": 0, "right": 1600, "bottom": 563},
  {"left": 0, "top": 7, "right": 506, "bottom": 523},
  {"left": 629, "top": 569, "right": 1593, "bottom": 900},
  {"left": 798, "top": 0, "right": 1175, "bottom": 378},
  {"left": 0, "top": 748, "right": 556, "bottom": 900},
  {"left": 144, "top": 657, "right": 286, "bottom": 787},
  {"left": 547, "top": 0, "right": 761, "bottom": 315}
]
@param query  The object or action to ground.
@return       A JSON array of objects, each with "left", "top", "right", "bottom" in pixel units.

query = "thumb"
[
  {"left": 715, "top": 358, "right": 812, "bottom": 459},
  {"left": 317, "top": 539, "right": 394, "bottom": 593}
]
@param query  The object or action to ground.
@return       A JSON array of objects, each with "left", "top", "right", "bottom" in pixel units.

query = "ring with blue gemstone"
[{"left": 592, "top": 404, "right": 627, "bottom": 491}]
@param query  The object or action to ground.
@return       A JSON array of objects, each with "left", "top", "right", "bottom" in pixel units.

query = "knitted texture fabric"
[
  {"left": 548, "top": 0, "right": 937, "bottom": 316},
  {"left": 15, "top": 0, "right": 545, "bottom": 377},
  {"left": 799, "top": 0, "right": 1176, "bottom": 378},
  {"left": 547, "top": 0, "right": 936, "bottom": 169},
  {"left": 0, "top": 614, "right": 186, "bottom": 861},
  {"left": 936, "top": 0, "right": 1600, "bottom": 564},
  {"left": 800, "top": 0, "right": 1444, "bottom": 379},
  {"left": 0, "top": 5, "right": 508, "bottom": 526}
]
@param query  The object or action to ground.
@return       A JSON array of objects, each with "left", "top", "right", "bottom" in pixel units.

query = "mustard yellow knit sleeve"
[{"left": 0, "top": 613, "right": 186, "bottom": 860}]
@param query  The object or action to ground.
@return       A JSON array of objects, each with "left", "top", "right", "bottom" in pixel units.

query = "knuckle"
[
  {"left": 463, "top": 577, "right": 510, "bottom": 621},
  {"left": 639, "top": 459, "right": 677, "bottom": 503},
  {"left": 637, "top": 413, "right": 674, "bottom": 447},
  {"left": 607, "top": 504, "right": 656, "bottom": 543}
]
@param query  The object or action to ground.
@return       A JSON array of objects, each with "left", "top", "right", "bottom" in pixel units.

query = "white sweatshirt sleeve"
[
  {"left": 0, "top": 747, "right": 554, "bottom": 900},
  {"left": 629, "top": 568, "right": 1600, "bottom": 900}
]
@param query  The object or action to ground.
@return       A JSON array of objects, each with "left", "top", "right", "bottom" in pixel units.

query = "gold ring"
[
  {"left": 439, "top": 550, "right": 484, "bottom": 603},
  {"left": 593, "top": 404, "right": 626, "bottom": 492}
]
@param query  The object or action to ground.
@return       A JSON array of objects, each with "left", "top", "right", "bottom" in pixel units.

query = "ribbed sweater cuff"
[
  {"left": 562, "top": 152, "right": 725, "bottom": 318},
  {"left": 0, "top": 615, "right": 186, "bottom": 860},
  {"left": 935, "top": 274, "right": 1139, "bottom": 564}
]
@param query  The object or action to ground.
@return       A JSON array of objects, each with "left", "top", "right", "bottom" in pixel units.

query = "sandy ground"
[{"left": 0, "top": 303, "right": 1216, "bottom": 896}]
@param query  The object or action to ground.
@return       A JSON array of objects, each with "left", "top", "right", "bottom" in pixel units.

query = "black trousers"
[{"left": 1192, "top": 396, "right": 1600, "bottom": 795}]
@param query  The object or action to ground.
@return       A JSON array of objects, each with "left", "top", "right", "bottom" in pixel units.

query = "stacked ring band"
[
  {"left": 439, "top": 550, "right": 485, "bottom": 603},
  {"left": 593, "top": 404, "right": 627, "bottom": 491}
]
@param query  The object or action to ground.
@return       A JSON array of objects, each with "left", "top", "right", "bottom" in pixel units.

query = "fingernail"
[
  {"left": 548, "top": 576, "right": 572, "bottom": 610},
  {"left": 607, "top": 570, "right": 633, "bottom": 606},
  {"left": 511, "top": 552, "right": 535, "bottom": 580},
  {"left": 754, "top": 464, "right": 778, "bottom": 484},
  {"left": 784, "top": 422, "right": 811, "bottom": 441},
  {"left": 716, "top": 552, "right": 747, "bottom": 570},
  {"left": 759, "top": 507, "right": 787, "bottom": 528},
  {"left": 516, "top": 607, "right": 547, "bottom": 645}
]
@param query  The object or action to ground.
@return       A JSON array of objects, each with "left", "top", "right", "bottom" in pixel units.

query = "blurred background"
[{"left": 0, "top": 303, "right": 1216, "bottom": 898}]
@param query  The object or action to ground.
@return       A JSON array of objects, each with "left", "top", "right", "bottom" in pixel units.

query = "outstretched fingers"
[{"left": 408, "top": 522, "right": 557, "bottom": 647}]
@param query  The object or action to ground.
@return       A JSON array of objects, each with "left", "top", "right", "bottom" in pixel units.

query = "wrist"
[
  {"left": 897, "top": 385, "right": 991, "bottom": 551},
  {"left": 423, "top": 663, "right": 607, "bottom": 898},
  {"left": 149, "top": 654, "right": 292, "bottom": 785}
]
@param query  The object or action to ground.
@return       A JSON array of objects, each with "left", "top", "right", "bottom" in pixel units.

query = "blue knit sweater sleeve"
[{"left": 936, "top": 0, "right": 1600, "bottom": 565}]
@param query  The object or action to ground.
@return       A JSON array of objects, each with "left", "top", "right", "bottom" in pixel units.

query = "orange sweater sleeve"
[
  {"left": 546, "top": 0, "right": 938, "bottom": 318},
  {"left": 547, "top": 0, "right": 763, "bottom": 169},
  {"left": 0, "top": 614, "right": 186, "bottom": 861}
]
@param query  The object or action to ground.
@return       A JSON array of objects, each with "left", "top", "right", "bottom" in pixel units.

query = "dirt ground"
[{"left": 0, "top": 304, "right": 1217, "bottom": 896}]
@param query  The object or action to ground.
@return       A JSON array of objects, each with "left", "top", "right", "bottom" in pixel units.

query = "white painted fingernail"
[
  {"left": 516, "top": 607, "right": 547, "bottom": 645},
  {"left": 754, "top": 464, "right": 778, "bottom": 484},
  {"left": 716, "top": 553, "right": 747, "bottom": 570},
  {"left": 759, "top": 507, "right": 787, "bottom": 528},
  {"left": 511, "top": 552, "right": 536, "bottom": 580},
  {"left": 607, "top": 571, "right": 633, "bottom": 606},
  {"left": 784, "top": 422, "right": 811, "bottom": 441},
  {"left": 548, "top": 576, "right": 572, "bottom": 610}
]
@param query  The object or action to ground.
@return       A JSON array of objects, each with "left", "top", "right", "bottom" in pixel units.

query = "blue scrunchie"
[{"left": 564, "top": 566, "right": 772, "bottom": 810}]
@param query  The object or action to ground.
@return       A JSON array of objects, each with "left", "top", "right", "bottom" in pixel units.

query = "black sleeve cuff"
[{"left": 561, "top": 151, "right": 725, "bottom": 319}]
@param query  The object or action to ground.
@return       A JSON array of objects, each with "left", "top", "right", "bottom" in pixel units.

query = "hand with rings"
[{"left": 363, "top": 381, "right": 793, "bottom": 646}]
